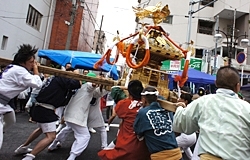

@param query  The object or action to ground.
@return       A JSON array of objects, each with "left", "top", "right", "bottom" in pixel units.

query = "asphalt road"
[
  {"left": 0, "top": 111, "right": 119, "bottom": 160},
  {"left": 0, "top": 110, "right": 190, "bottom": 160}
]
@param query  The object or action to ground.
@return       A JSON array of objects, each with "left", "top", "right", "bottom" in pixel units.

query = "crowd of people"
[{"left": 0, "top": 44, "right": 250, "bottom": 160}]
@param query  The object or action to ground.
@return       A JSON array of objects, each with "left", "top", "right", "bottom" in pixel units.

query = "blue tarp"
[
  {"left": 241, "top": 84, "right": 250, "bottom": 91},
  {"left": 168, "top": 68, "right": 216, "bottom": 84},
  {"left": 38, "top": 50, "right": 119, "bottom": 80}
]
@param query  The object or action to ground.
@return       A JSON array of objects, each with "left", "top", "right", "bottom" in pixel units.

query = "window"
[
  {"left": 200, "top": 0, "right": 214, "bottom": 7},
  {"left": 163, "top": 15, "right": 173, "bottom": 24},
  {"left": 26, "top": 5, "right": 43, "bottom": 30},
  {"left": 198, "top": 19, "right": 214, "bottom": 35},
  {"left": 1, "top": 36, "right": 8, "bottom": 50}
]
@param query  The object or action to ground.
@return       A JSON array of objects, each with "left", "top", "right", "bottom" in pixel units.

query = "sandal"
[{"left": 28, "top": 117, "right": 36, "bottom": 123}]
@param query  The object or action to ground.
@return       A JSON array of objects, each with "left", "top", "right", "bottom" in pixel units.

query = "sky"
[{"left": 95, "top": 0, "right": 138, "bottom": 49}]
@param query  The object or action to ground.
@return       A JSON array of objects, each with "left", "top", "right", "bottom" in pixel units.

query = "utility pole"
[
  {"left": 186, "top": 0, "right": 218, "bottom": 48},
  {"left": 65, "top": 0, "right": 77, "bottom": 50},
  {"left": 229, "top": 9, "right": 236, "bottom": 66},
  {"left": 213, "top": 15, "right": 219, "bottom": 75},
  {"left": 96, "top": 15, "right": 104, "bottom": 54},
  {"left": 186, "top": 0, "right": 195, "bottom": 48},
  {"left": 206, "top": 49, "right": 211, "bottom": 74}
]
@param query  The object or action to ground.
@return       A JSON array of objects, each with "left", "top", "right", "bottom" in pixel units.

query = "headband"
[{"left": 141, "top": 91, "right": 159, "bottom": 96}]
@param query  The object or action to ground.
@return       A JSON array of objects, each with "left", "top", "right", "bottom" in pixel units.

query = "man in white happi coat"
[
  {"left": 87, "top": 85, "right": 108, "bottom": 149},
  {"left": 0, "top": 44, "right": 42, "bottom": 149},
  {"left": 173, "top": 66, "right": 250, "bottom": 160},
  {"left": 48, "top": 72, "right": 98, "bottom": 160}
]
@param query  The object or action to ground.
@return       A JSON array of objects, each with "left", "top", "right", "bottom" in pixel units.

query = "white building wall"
[
  {"left": 81, "top": 0, "right": 99, "bottom": 52},
  {"left": 143, "top": 0, "right": 217, "bottom": 50},
  {"left": 145, "top": 0, "right": 190, "bottom": 45},
  {"left": 214, "top": 0, "right": 250, "bottom": 16},
  {"left": 138, "top": 0, "right": 249, "bottom": 55},
  {"left": 0, "top": 0, "right": 55, "bottom": 59}
]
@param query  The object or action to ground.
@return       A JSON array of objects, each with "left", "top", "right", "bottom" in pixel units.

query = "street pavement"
[
  {"left": 0, "top": 111, "right": 119, "bottom": 160},
  {"left": 0, "top": 110, "right": 189, "bottom": 160}
]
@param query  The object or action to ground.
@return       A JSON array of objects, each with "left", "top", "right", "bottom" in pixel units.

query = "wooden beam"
[
  {"left": 158, "top": 99, "right": 177, "bottom": 112},
  {"left": 143, "top": 66, "right": 169, "bottom": 74},
  {"left": 1, "top": 57, "right": 179, "bottom": 109},
  {"left": 0, "top": 57, "right": 116, "bottom": 87}
]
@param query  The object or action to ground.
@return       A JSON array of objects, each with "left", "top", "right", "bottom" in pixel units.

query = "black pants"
[
  {"left": 19, "top": 99, "right": 27, "bottom": 111},
  {"left": 106, "top": 105, "right": 113, "bottom": 120}
]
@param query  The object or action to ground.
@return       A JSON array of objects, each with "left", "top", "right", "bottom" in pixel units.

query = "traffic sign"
[{"left": 236, "top": 52, "right": 246, "bottom": 64}]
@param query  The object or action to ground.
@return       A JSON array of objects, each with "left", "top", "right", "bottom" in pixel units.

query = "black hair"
[
  {"left": 65, "top": 62, "right": 71, "bottom": 67},
  {"left": 12, "top": 44, "right": 38, "bottom": 65},
  {"left": 128, "top": 80, "right": 143, "bottom": 100},
  {"left": 99, "top": 72, "right": 104, "bottom": 76},
  {"left": 65, "top": 67, "right": 75, "bottom": 71},
  {"left": 181, "top": 86, "right": 190, "bottom": 93},
  {"left": 142, "top": 86, "right": 158, "bottom": 104},
  {"left": 180, "top": 93, "right": 193, "bottom": 104},
  {"left": 216, "top": 66, "right": 240, "bottom": 91}
]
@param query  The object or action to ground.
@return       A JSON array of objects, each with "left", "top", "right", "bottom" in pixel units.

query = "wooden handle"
[
  {"left": 0, "top": 57, "right": 117, "bottom": 87},
  {"left": 157, "top": 99, "right": 177, "bottom": 112}
]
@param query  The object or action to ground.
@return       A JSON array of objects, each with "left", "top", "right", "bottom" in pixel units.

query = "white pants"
[
  {"left": 176, "top": 133, "right": 197, "bottom": 159},
  {"left": 55, "top": 122, "right": 90, "bottom": 156},
  {"left": 191, "top": 137, "right": 200, "bottom": 160},
  {"left": 37, "top": 121, "right": 57, "bottom": 133},
  {"left": 55, "top": 106, "right": 64, "bottom": 121},
  {"left": 93, "top": 126, "right": 107, "bottom": 148},
  {"left": 0, "top": 109, "right": 16, "bottom": 149}
]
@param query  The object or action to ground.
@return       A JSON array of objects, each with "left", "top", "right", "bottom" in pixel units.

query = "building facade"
[
  {"left": 48, "top": 0, "right": 86, "bottom": 51},
  {"left": 38, "top": 0, "right": 99, "bottom": 52},
  {"left": 93, "top": 30, "right": 106, "bottom": 54},
  {"left": 0, "top": 0, "right": 56, "bottom": 59},
  {"left": 137, "top": 0, "right": 250, "bottom": 77},
  {"left": 138, "top": 0, "right": 249, "bottom": 57},
  {"left": 78, "top": 0, "right": 99, "bottom": 52}
]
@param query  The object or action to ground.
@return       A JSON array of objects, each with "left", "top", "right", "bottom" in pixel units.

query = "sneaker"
[
  {"left": 104, "top": 141, "right": 115, "bottom": 150},
  {"left": 56, "top": 142, "right": 62, "bottom": 148},
  {"left": 22, "top": 153, "right": 35, "bottom": 160},
  {"left": 48, "top": 141, "right": 61, "bottom": 151},
  {"left": 89, "top": 127, "right": 96, "bottom": 133},
  {"left": 14, "top": 144, "right": 32, "bottom": 155},
  {"left": 106, "top": 126, "right": 110, "bottom": 132}
]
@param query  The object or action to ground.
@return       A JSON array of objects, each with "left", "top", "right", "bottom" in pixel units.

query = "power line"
[
  {"left": 218, "top": 0, "right": 250, "bottom": 10},
  {"left": 84, "top": 2, "right": 100, "bottom": 28},
  {"left": 43, "top": 0, "right": 50, "bottom": 7},
  {"left": 83, "top": 14, "right": 96, "bottom": 28},
  {"left": 82, "top": 36, "right": 93, "bottom": 49},
  {"left": 0, "top": 10, "right": 26, "bottom": 15},
  {"left": 236, "top": 1, "right": 250, "bottom": 10},
  {"left": 0, "top": 17, "right": 44, "bottom": 41},
  {"left": 218, "top": 0, "right": 233, "bottom": 8},
  {"left": 84, "top": 2, "right": 116, "bottom": 38},
  {"left": 0, "top": 11, "right": 65, "bottom": 20}
]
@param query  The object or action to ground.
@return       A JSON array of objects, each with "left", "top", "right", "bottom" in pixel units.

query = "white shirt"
[
  {"left": 87, "top": 88, "right": 108, "bottom": 128},
  {"left": 64, "top": 82, "right": 96, "bottom": 127},
  {"left": 174, "top": 88, "right": 250, "bottom": 159},
  {"left": 0, "top": 65, "right": 42, "bottom": 114}
]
